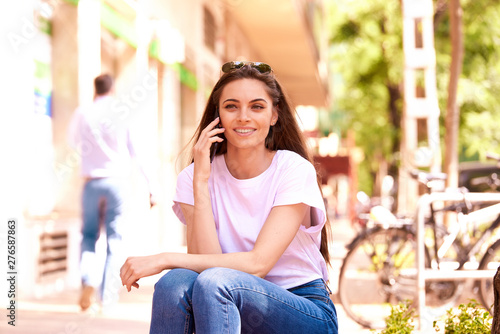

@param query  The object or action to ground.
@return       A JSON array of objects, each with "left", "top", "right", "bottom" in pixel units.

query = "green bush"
[
  {"left": 432, "top": 300, "right": 492, "bottom": 334},
  {"left": 377, "top": 300, "right": 493, "bottom": 334},
  {"left": 379, "top": 300, "right": 415, "bottom": 334}
]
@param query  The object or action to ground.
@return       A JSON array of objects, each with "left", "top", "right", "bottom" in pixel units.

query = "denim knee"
[
  {"left": 153, "top": 269, "right": 198, "bottom": 305},
  {"left": 150, "top": 269, "right": 199, "bottom": 333},
  {"left": 192, "top": 267, "right": 239, "bottom": 299}
]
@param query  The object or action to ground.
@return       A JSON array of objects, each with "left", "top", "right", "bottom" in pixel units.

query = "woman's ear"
[{"left": 271, "top": 109, "right": 278, "bottom": 126}]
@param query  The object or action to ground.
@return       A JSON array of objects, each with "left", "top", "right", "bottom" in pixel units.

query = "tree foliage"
[
  {"left": 449, "top": 1, "right": 500, "bottom": 159},
  {"left": 327, "top": 0, "right": 403, "bottom": 194},
  {"left": 327, "top": 0, "right": 500, "bottom": 194}
]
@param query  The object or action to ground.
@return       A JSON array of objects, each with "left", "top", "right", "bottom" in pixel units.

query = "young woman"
[{"left": 120, "top": 61, "right": 338, "bottom": 333}]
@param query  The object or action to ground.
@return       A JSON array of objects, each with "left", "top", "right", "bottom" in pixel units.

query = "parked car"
[{"left": 459, "top": 161, "right": 500, "bottom": 193}]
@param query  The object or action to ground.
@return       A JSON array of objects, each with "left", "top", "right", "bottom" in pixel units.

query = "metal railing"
[{"left": 415, "top": 192, "right": 500, "bottom": 329}]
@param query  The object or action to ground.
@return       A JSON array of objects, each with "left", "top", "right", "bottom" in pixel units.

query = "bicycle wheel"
[
  {"left": 338, "top": 227, "right": 424, "bottom": 329},
  {"left": 477, "top": 239, "right": 500, "bottom": 312}
]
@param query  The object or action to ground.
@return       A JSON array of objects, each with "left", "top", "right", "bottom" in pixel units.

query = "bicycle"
[{"left": 337, "top": 170, "right": 500, "bottom": 329}]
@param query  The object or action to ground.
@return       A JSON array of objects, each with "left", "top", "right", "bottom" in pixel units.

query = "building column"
[
  {"left": 51, "top": 0, "right": 101, "bottom": 214},
  {"left": 158, "top": 64, "right": 185, "bottom": 250}
]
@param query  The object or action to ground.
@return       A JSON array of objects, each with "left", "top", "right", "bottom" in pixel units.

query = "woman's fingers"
[
  {"left": 120, "top": 257, "right": 141, "bottom": 292},
  {"left": 208, "top": 116, "right": 221, "bottom": 129},
  {"left": 194, "top": 119, "right": 224, "bottom": 157},
  {"left": 192, "top": 118, "right": 225, "bottom": 180},
  {"left": 202, "top": 118, "right": 225, "bottom": 139},
  {"left": 120, "top": 262, "right": 131, "bottom": 290},
  {"left": 206, "top": 119, "right": 225, "bottom": 140},
  {"left": 120, "top": 254, "right": 164, "bottom": 292}
]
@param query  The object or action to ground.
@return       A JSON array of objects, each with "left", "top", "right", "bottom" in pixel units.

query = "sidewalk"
[
  {"left": 1, "top": 218, "right": 374, "bottom": 334},
  {"left": 1, "top": 284, "right": 154, "bottom": 333}
]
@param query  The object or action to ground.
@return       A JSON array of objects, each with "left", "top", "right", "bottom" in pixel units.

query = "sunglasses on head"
[{"left": 221, "top": 61, "right": 272, "bottom": 74}]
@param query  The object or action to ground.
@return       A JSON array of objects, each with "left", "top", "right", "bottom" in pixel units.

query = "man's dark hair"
[{"left": 94, "top": 74, "right": 113, "bottom": 95}]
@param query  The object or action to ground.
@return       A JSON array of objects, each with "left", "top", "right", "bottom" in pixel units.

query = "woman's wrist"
[
  {"left": 158, "top": 252, "right": 171, "bottom": 271},
  {"left": 193, "top": 178, "right": 209, "bottom": 189},
  {"left": 193, "top": 179, "right": 210, "bottom": 206}
]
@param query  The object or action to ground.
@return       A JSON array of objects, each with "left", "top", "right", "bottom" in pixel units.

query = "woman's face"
[{"left": 219, "top": 78, "right": 278, "bottom": 152}]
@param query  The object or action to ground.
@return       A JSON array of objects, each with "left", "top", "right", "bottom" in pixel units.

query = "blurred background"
[
  {"left": 0, "top": 0, "right": 499, "bottom": 331},
  {"left": 0, "top": 0, "right": 341, "bottom": 301}
]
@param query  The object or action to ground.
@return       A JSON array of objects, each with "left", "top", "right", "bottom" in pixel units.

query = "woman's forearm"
[
  {"left": 167, "top": 251, "right": 265, "bottom": 276},
  {"left": 188, "top": 180, "right": 222, "bottom": 254},
  {"left": 120, "top": 250, "right": 266, "bottom": 291}
]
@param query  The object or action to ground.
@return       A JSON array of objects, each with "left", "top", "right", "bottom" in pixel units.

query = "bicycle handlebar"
[{"left": 409, "top": 169, "right": 447, "bottom": 184}]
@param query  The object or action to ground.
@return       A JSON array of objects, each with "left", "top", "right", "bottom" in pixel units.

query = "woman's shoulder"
[
  {"left": 274, "top": 150, "right": 317, "bottom": 177},
  {"left": 177, "top": 162, "right": 195, "bottom": 179},
  {"left": 276, "top": 150, "right": 313, "bottom": 169}
]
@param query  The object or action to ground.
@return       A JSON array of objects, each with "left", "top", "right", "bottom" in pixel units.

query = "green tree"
[
  {"left": 435, "top": 1, "right": 500, "bottom": 161},
  {"left": 327, "top": 0, "right": 403, "bottom": 195},
  {"left": 328, "top": 0, "right": 500, "bottom": 196}
]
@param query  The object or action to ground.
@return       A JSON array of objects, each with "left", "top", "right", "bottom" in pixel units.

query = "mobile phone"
[{"left": 210, "top": 107, "right": 221, "bottom": 163}]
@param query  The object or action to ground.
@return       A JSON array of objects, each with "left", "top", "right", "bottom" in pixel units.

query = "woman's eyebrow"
[
  {"left": 222, "top": 98, "right": 268, "bottom": 104},
  {"left": 250, "top": 98, "right": 268, "bottom": 103},
  {"left": 222, "top": 98, "right": 239, "bottom": 103}
]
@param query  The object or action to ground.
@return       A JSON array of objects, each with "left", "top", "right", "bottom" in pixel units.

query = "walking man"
[{"left": 69, "top": 74, "right": 157, "bottom": 312}]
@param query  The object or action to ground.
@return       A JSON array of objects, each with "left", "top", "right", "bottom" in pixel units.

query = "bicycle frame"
[
  {"left": 427, "top": 198, "right": 470, "bottom": 268},
  {"left": 434, "top": 210, "right": 500, "bottom": 269},
  {"left": 458, "top": 213, "right": 500, "bottom": 266}
]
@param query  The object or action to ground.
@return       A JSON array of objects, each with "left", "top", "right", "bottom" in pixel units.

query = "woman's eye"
[
  {"left": 252, "top": 104, "right": 264, "bottom": 110},
  {"left": 224, "top": 104, "right": 237, "bottom": 110}
]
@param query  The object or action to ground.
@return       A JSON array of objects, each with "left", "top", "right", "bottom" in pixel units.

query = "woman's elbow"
[{"left": 248, "top": 251, "right": 273, "bottom": 278}]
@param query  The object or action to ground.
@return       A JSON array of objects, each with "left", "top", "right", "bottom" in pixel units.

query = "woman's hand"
[
  {"left": 120, "top": 254, "right": 166, "bottom": 292},
  {"left": 192, "top": 117, "right": 225, "bottom": 182}
]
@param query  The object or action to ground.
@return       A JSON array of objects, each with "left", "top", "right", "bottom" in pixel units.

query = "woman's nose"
[{"left": 236, "top": 108, "right": 250, "bottom": 122}]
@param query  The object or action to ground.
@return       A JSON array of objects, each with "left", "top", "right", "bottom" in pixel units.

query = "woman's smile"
[{"left": 234, "top": 127, "right": 256, "bottom": 135}]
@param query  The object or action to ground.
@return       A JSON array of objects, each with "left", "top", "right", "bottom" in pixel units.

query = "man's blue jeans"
[
  {"left": 150, "top": 267, "right": 338, "bottom": 334},
  {"left": 80, "top": 177, "right": 128, "bottom": 305}
]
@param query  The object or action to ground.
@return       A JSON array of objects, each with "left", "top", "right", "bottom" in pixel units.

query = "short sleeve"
[
  {"left": 172, "top": 163, "right": 195, "bottom": 225},
  {"left": 273, "top": 157, "right": 326, "bottom": 234}
]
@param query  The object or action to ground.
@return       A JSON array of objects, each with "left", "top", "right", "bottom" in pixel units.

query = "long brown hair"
[{"left": 187, "top": 65, "right": 332, "bottom": 265}]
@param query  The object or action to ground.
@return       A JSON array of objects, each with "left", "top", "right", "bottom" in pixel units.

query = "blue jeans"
[
  {"left": 80, "top": 177, "right": 128, "bottom": 305},
  {"left": 150, "top": 268, "right": 338, "bottom": 334}
]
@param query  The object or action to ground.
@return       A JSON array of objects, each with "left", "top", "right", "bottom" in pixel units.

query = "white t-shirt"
[
  {"left": 172, "top": 150, "right": 328, "bottom": 289},
  {"left": 68, "top": 96, "right": 158, "bottom": 195}
]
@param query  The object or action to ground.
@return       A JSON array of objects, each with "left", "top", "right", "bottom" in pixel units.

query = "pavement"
[{"left": 0, "top": 218, "right": 377, "bottom": 334}]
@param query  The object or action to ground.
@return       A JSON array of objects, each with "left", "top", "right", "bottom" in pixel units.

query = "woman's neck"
[{"left": 224, "top": 147, "right": 276, "bottom": 179}]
